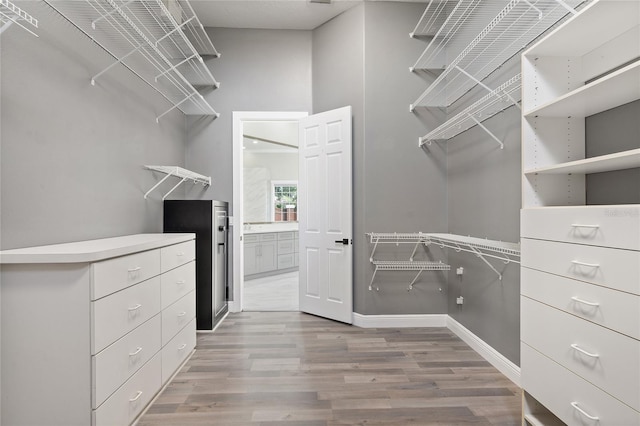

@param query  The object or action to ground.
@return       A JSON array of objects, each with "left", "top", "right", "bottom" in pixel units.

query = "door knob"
[{"left": 334, "top": 238, "right": 351, "bottom": 245}]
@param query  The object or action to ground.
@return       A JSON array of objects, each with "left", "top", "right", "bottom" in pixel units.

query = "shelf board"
[
  {"left": 525, "top": 148, "right": 640, "bottom": 175},
  {"left": 524, "top": 60, "right": 640, "bottom": 118},
  {"left": 525, "top": 0, "right": 640, "bottom": 57}
]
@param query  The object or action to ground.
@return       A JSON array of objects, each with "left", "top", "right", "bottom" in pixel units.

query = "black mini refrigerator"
[{"left": 164, "top": 200, "right": 229, "bottom": 330}]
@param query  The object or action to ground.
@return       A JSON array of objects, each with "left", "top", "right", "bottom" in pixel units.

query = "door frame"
[{"left": 231, "top": 111, "right": 308, "bottom": 313}]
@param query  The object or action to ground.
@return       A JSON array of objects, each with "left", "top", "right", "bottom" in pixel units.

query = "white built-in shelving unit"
[
  {"left": 520, "top": 0, "right": 640, "bottom": 424},
  {"left": 0, "top": 0, "right": 38, "bottom": 36},
  {"left": 44, "top": 0, "right": 220, "bottom": 122},
  {"left": 144, "top": 165, "right": 211, "bottom": 200}
]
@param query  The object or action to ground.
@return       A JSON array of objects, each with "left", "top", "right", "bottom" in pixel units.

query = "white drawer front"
[
  {"left": 522, "top": 267, "right": 640, "bottom": 340},
  {"left": 92, "top": 277, "right": 161, "bottom": 354},
  {"left": 92, "top": 314, "right": 161, "bottom": 409},
  {"left": 161, "top": 261, "right": 195, "bottom": 309},
  {"left": 522, "top": 344, "right": 640, "bottom": 426},
  {"left": 162, "top": 291, "right": 196, "bottom": 346},
  {"left": 92, "top": 250, "right": 160, "bottom": 300},
  {"left": 522, "top": 238, "right": 640, "bottom": 295},
  {"left": 259, "top": 233, "right": 277, "bottom": 242},
  {"left": 522, "top": 297, "right": 640, "bottom": 410},
  {"left": 278, "top": 232, "right": 294, "bottom": 240},
  {"left": 161, "top": 318, "right": 196, "bottom": 384},
  {"left": 278, "top": 253, "right": 295, "bottom": 269},
  {"left": 161, "top": 240, "right": 195, "bottom": 273},
  {"left": 93, "top": 353, "right": 162, "bottom": 426},
  {"left": 522, "top": 206, "right": 640, "bottom": 250},
  {"left": 244, "top": 234, "right": 259, "bottom": 243},
  {"left": 278, "top": 240, "right": 295, "bottom": 255}
]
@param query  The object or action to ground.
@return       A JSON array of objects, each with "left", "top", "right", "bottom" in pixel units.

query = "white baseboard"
[
  {"left": 352, "top": 313, "right": 447, "bottom": 328},
  {"left": 446, "top": 316, "right": 521, "bottom": 386}
]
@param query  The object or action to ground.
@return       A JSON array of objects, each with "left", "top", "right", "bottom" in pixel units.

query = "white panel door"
[{"left": 298, "top": 106, "right": 352, "bottom": 324}]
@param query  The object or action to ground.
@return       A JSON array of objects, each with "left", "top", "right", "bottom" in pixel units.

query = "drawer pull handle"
[
  {"left": 177, "top": 252, "right": 185, "bottom": 257},
  {"left": 129, "top": 391, "right": 143, "bottom": 402},
  {"left": 177, "top": 311, "right": 187, "bottom": 317},
  {"left": 571, "top": 344, "right": 599, "bottom": 358},
  {"left": 571, "top": 224, "right": 600, "bottom": 229},
  {"left": 571, "top": 402, "right": 599, "bottom": 421},
  {"left": 571, "top": 296, "right": 600, "bottom": 307},
  {"left": 571, "top": 260, "right": 599, "bottom": 268},
  {"left": 129, "top": 347, "right": 143, "bottom": 356},
  {"left": 128, "top": 303, "right": 142, "bottom": 311},
  {"left": 127, "top": 266, "right": 141, "bottom": 273},
  {"left": 178, "top": 343, "right": 187, "bottom": 350},
  {"left": 176, "top": 280, "right": 186, "bottom": 285}
]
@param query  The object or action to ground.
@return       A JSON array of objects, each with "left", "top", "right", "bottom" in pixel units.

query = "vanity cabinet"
[
  {"left": 244, "top": 230, "right": 299, "bottom": 278},
  {"left": 0, "top": 233, "right": 196, "bottom": 426}
]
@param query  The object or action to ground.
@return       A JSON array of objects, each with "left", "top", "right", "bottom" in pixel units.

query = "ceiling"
[{"left": 190, "top": 0, "right": 426, "bottom": 30}]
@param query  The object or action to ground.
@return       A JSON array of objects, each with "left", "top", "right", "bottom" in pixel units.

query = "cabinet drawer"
[
  {"left": 162, "top": 291, "right": 195, "bottom": 345},
  {"left": 161, "top": 261, "right": 195, "bottom": 309},
  {"left": 522, "top": 344, "right": 640, "bottom": 426},
  {"left": 161, "top": 318, "right": 196, "bottom": 384},
  {"left": 278, "top": 232, "right": 294, "bottom": 240},
  {"left": 93, "top": 353, "right": 162, "bottom": 426},
  {"left": 260, "top": 233, "right": 277, "bottom": 242},
  {"left": 278, "top": 239, "right": 295, "bottom": 255},
  {"left": 92, "top": 250, "right": 160, "bottom": 300},
  {"left": 244, "top": 234, "right": 259, "bottom": 243},
  {"left": 522, "top": 267, "right": 640, "bottom": 339},
  {"left": 92, "top": 277, "right": 161, "bottom": 354},
  {"left": 278, "top": 253, "right": 295, "bottom": 270},
  {"left": 521, "top": 238, "right": 640, "bottom": 295},
  {"left": 522, "top": 206, "right": 640, "bottom": 250},
  {"left": 92, "top": 314, "right": 161, "bottom": 409},
  {"left": 522, "top": 297, "right": 640, "bottom": 410},
  {"left": 161, "top": 241, "right": 195, "bottom": 273}
]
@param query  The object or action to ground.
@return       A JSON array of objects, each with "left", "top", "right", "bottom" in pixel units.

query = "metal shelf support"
[
  {"left": 144, "top": 165, "right": 211, "bottom": 200},
  {"left": 0, "top": 0, "right": 38, "bottom": 37}
]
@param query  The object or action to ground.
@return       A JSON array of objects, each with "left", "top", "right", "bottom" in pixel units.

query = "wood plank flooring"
[{"left": 138, "top": 312, "right": 521, "bottom": 426}]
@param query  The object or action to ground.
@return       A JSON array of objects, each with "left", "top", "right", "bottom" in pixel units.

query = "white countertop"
[
  {"left": 244, "top": 223, "right": 299, "bottom": 234},
  {"left": 0, "top": 233, "right": 195, "bottom": 264}
]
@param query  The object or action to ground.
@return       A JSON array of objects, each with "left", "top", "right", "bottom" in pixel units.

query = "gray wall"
[
  {"left": 313, "top": 3, "right": 448, "bottom": 315},
  {"left": 0, "top": 2, "right": 186, "bottom": 250},
  {"left": 185, "top": 28, "right": 312, "bottom": 205}
]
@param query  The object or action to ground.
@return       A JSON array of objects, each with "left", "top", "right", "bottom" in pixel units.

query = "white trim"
[
  {"left": 352, "top": 313, "right": 448, "bottom": 328},
  {"left": 232, "top": 111, "right": 308, "bottom": 313},
  {"left": 446, "top": 316, "right": 521, "bottom": 386}
]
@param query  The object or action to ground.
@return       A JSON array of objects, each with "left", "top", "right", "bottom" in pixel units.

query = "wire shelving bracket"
[
  {"left": 419, "top": 73, "right": 522, "bottom": 148},
  {"left": 423, "top": 233, "right": 520, "bottom": 281},
  {"left": 44, "top": 0, "right": 220, "bottom": 121},
  {"left": 0, "top": 0, "right": 38, "bottom": 37},
  {"left": 144, "top": 165, "right": 211, "bottom": 200},
  {"left": 366, "top": 233, "right": 451, "bottom": 291},
  {"left": 409, "top": 0, "right": 585, "bottom": 109}
]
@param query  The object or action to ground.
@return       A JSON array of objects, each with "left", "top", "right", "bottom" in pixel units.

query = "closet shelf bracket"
[
  {"left": 467, "top": 114, "right": 504, "bottom": 149},
  {"left": 144, "top": 165, "right": 211, "bottom": 200},
  {"left": 0, "top": 0, "right": 38, "bottom": 37},
  {"left": 369, "top": 261, "right": 450, "bottom": 291}
]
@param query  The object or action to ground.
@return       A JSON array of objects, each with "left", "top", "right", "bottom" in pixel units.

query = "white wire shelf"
[
  {"left": 369, "top": 260, "right": 450, "bottom": 291},
  {"left": 44, "top": 0, "right": 220, "bottom": 121},
  {"left": 419, "top": 73, "right": 522, "bottom": 148},
  {"left": 144, "top": 165, "right": 211, "bottom": 200},
  {"left": 0, "top": 0, "right": 38, "bottom": 37},
  {"left": 410, "top": 0, "right": 584, "bottom": 109},
  {"left": 410, "top": 0, "right": 484, "bottom": 71}
]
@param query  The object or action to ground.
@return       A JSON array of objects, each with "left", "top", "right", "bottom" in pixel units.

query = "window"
[{"left": 272, "top": 181, "right": 297, "bottom": 222}]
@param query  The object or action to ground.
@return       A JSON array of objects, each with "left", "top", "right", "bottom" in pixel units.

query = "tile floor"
[{"left": 243, "top": 271, "right": 299, "bottom": 311}]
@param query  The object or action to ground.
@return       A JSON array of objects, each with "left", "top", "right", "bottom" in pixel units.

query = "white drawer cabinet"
[
  {"left": 245, "top": 230, "right": 299, "bottom": 278},
  {"left": 0, "top": 234, "right": 197, "bottom": 426}
]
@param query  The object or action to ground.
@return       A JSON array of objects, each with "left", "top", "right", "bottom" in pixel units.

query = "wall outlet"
[
  {"left": 456, "top": 296, "right": 464, "bottom": 305},
  {"left": 456, "top": 267, "right": 464, "bottom": 275}
]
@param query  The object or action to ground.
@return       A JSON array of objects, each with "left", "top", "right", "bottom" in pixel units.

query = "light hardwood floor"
[{"left": 139, "top": 312, "right": 521, "bottom": 425}]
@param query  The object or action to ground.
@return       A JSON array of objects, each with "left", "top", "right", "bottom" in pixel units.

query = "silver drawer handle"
[
  {"left": 178, "top": 343, "right": 187, "bottom": 350},
  {"left": 571, "top": 296, "right": 600, "bottom": 307},
  {"left": 176, "top": 280, "right": 186, "bottom": 285},
  {"left": 129, "top": 347, "right": 143, "bottom": 357},
  {"left": 571, "top": 260, "right": 600, "bottom": 268},
  {"left": 571, "top": 344, "right": 599, "bottom": 358},
  {"left": 177, "top": 252, "right": 185, "bottom": 257},
  {"left": 571, "top": 224, "right": 600, "bottom": 229},
  {"left": 177, "top": 311, "right": 187, "bottom": 317},
  {"left": 127, "top": 266, "right": 141, "bottom": 273},
  {"left": 129, "top": 391, "right": 143, "bottom": 402},
  {"left": 128, "top": 303, "right": 142, "bottom": 311},
  {"left": 571, "top": 401, "right": 599, "bottom": 421}
]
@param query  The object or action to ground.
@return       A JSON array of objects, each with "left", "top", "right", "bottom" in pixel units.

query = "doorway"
[{"left": 231, "top": 111, "right": 308, "bottom": 313}]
